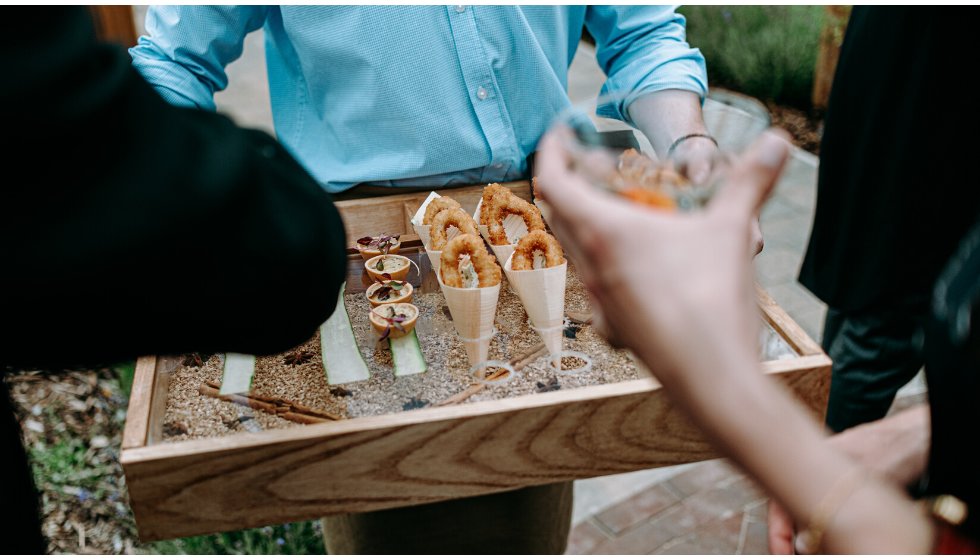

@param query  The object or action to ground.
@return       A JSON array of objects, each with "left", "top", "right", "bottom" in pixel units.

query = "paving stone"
[
  {"left": 739, "top": 517, "right": 771, "bottom": 554},
  {"left": 565, "top": 519, "right": 610, "bottom": 554},
  {"left": 595, "top": 482, "right": 682, "bottom": 534},
  {"left": 665, "top": 459, "right": 739, "bottom": 498},
  {"left": 589, "top": 518, "right": 679, "bottom": 555},
  {"left": 652, "top": 513, "right": 743, "bottom": 555},
  {"left": 755, "top": 245, "right": 804, "bottom": 286}
]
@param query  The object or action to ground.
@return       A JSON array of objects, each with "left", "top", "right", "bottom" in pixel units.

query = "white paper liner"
[
  {"left": 410, "top": 191, "right": 440, "bottom": 248},
  {"left": 469, "top": 359, "right": 515, "bottom": 385},
  {"left": 489, "top": 244, "right": 516, "bottom": 269},
  {"left": 534, "top": 200, "right": 554, "bottom": 230},
  {"left": 546, "top": 350, "right": 593, "bottom": 375},
  {"left": 473, "top": 197, "right": 532, "bottom": 245},
  {"left": 425, "top": 248, "right": 442, "bottom": 279},
  {"left": 503, "top": 254, "right": 567, "bottom": 361},
  {"left": 438, "top": 274, "right": 501, "bottom": 369}
]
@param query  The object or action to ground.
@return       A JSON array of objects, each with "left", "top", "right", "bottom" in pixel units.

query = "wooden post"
[
  {"left": 811, "top": 6, "right": 851, "bottom": 111},
  {"left": 87, "top": 6, "right": 137, "bottom": 48}
]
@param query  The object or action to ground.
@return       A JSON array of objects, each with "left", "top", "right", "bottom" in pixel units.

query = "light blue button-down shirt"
[{"left": 131, "top": 6, "right": 706, "bottom": 193}]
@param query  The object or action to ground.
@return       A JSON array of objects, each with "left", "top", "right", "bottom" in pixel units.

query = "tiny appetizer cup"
[
  {"left": 366, "top": 280, "right": 414, "bottom": 308},
  {"left": 365, "top": 254, "right": 411, "bottom": 282},
  {"left": 370, "top": 303, "right": 419, "bottom": 339},
  {"left": 355, "top": 235, "right": 401, "bottom": 261}
]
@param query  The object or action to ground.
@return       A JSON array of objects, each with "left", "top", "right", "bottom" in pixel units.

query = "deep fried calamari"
[
  {"left": 429, "top": 208, "right": 479, "bottom": 250},
  {"left": 511, "top": 230, "right": 565, "bottom": 270},
  {"left": 440, "top": 234, "right": 501, "bottom": 288}
]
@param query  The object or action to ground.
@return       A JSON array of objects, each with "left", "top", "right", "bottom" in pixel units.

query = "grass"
[
  {"left": 113, "top": 361, "right": 136, "bottom": 397},
  {"left": 681, "top": 5, "right": 825, "bottom": 109},
  {"left": 149, "top": 521, "right": 326, "bottom": 555}
]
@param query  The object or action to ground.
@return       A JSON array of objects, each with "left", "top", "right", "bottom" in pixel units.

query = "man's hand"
[{"left": 767, "top": 405, "right": 931, "bottom": 554}]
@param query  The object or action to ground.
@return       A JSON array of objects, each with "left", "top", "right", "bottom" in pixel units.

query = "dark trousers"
[
  {"left": 822, "top": 297, "right": 929, "bottom": 433},
  {"left": 321, "top": 482, "right": 573, "bottom": 554}
]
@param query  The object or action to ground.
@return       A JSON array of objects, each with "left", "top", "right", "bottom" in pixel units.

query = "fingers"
[
  {"left": 710, "top": 129, "right": 791, "bottom": 221},
  {"left": 767, "top": 500, "right": 797, "bottom": 555}
]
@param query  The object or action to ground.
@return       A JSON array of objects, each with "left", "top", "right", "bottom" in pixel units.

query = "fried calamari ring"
[
  {"left": 479, "top": 183, "right": 510, "bottom": 225},
  {"left": 422, "top": 196, "right": 462, "bottom": 225},
  {"left": 487, "top": 194, "right": 545, "bottom": 245},
  {"left": 511, "top": 230, "right": 565, "bottom": 270},
  {"left": 429, "top": 208, "right": 479, "bottom": 250},
  {"left": 440, "top": 234, "right": 501, "bottom": 288}
]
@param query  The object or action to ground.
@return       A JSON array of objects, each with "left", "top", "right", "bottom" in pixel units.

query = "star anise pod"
[
  {"left": 283, "top": 350, "right": 315, "bottom": 366},
  {"left": 182, "top": 353, "right": 204, "bottom": 368},
  {"left": 329, "top": 387, "right": 353, "bottom": 398}
]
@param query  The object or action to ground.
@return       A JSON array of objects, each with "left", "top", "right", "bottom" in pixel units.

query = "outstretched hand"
[{"left": 534, "top": 128, "right": 790, "bottom": 373}]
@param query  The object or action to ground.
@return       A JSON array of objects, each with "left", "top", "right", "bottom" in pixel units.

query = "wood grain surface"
[{"left": 122, "top": 354, "right": 829, "bottom": 541}]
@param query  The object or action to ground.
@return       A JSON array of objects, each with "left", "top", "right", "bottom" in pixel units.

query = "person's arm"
[
  {"left": 585, "top": 6, "right": 707, "bottom": 129},
  {"left": 534, "top": 128, "right": 934, "bottom": 553},
  {"left": 129, "top": 6, "right": 268, "bottom": 110},
  {"left": 768, "top": 404, "right": 932, "bottom": 553},
  {"left": 1, "top": 8, "right": 347, "bottom": 367}
]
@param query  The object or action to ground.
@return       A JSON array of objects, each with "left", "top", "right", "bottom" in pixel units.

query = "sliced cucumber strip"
[
  {"left": 320, "top": 283, "right": 370, "bottom": 384},
  {"left": 220, "top": 353, "right": 256, "bottom": 394},
  {"left": 390, "top": 331, "right": 427, "bottom": 377}
]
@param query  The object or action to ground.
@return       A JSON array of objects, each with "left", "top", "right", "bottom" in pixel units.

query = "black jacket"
[
  {"left": 1, "top": 8, "right": 347, "bottom": 552},
  {"left": 799, "top": 7, "right": 980, "bottom": 312}
]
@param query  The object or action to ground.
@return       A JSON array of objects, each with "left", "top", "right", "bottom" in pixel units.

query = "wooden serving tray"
[{"left": 120, "top": 182, "right": 830, "bottom": 541}]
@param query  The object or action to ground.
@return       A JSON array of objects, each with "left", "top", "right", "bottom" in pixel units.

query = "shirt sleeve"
[
  {"left": 1, "top": 7, "right": 347, "bottom": 367},
  {"left": 586, "top": 5, "right": 708, "bottom": 124},
  {"left": 129, "top": 5, "right": 268, "bottom": 110}
]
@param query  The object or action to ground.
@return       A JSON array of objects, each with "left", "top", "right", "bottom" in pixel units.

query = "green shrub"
[
  {"left": 148, "top": 521, "right": 326, "bottom": 554},
  {"left": 680, "top": 5, "right": 825, "bottom": 109}
]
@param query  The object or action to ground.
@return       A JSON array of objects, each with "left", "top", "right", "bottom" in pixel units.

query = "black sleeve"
[{"left": 0, "top": 8, "right": 348, "bottom": 367}]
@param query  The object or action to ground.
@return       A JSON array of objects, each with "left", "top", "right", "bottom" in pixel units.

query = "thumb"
[{"left": 710, "top": 129, "right": 791, "bottom": 220}]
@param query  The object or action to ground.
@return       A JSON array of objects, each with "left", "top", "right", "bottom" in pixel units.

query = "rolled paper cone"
[
  {"left": 410, "top": 191, "right": 442, "bottom": 249},
  {"left": 490, "top": 244, "right": 516, "bottom": 270},
  {"left": 425, "top": 248, "right": 442, "bottom": 279},
  {"left": 473, "top": 198, "right": 491, "bottom": 243},
  {"left": 535, "top": 200, "right": 554, "bottom": 230},
  {"left": 413, "top": 222, "right": 432, "bottom": 250},
  {"left": 532, "top": 324, "right": 565, "bottom": 368},
  {"left": 439, "top": 275, "right": 501, "bottom": 369},
  {"left": 504, "top": 254, "right": 567, "bottom": 364}
]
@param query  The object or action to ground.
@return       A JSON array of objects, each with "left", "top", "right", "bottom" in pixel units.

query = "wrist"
[{"left": 666, "top": 133, "right": 718, "bottom": 159}]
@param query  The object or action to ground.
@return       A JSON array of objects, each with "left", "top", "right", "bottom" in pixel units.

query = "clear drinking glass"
[{"left": 551, "top": 92, "right": 753, "bottom": 212}]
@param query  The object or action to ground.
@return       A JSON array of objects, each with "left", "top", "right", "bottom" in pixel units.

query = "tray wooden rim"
[{"left": 119, "top": 181, "right": 831, "bottom": 541}]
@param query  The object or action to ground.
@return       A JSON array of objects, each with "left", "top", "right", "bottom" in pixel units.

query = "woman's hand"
[{"left": 535, "top": 128, "right": 791, "bottom": 374}]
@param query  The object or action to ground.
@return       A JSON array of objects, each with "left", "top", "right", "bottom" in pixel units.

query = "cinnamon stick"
[
  {"left": 436, "top": 342, "right": 549, "bottom": 406},
  {"left": 200, "top": 380, "right": 341, "bottom": 422}
]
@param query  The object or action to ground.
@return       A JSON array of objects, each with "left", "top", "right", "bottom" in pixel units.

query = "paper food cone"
[
  {"left": 473, "top": 198, "right": 491, "bottom": 243},
  {"left": 504, "top": 254, "right": 567, "bottom": 365},
  {"left": 411, "top": 191, "right": 442, "bottom": 249},
  {"left": 439, "top": 275, "right": 501, "bottom": 369},
  {"left": 535, "top": 200, "right": 554, "bottom": 230},
  {"left": 489, "top": 244, "right": 516, "bottom": 269},
  {"left": 425, "top": 248, "right": 442, "bottom": 279}
]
